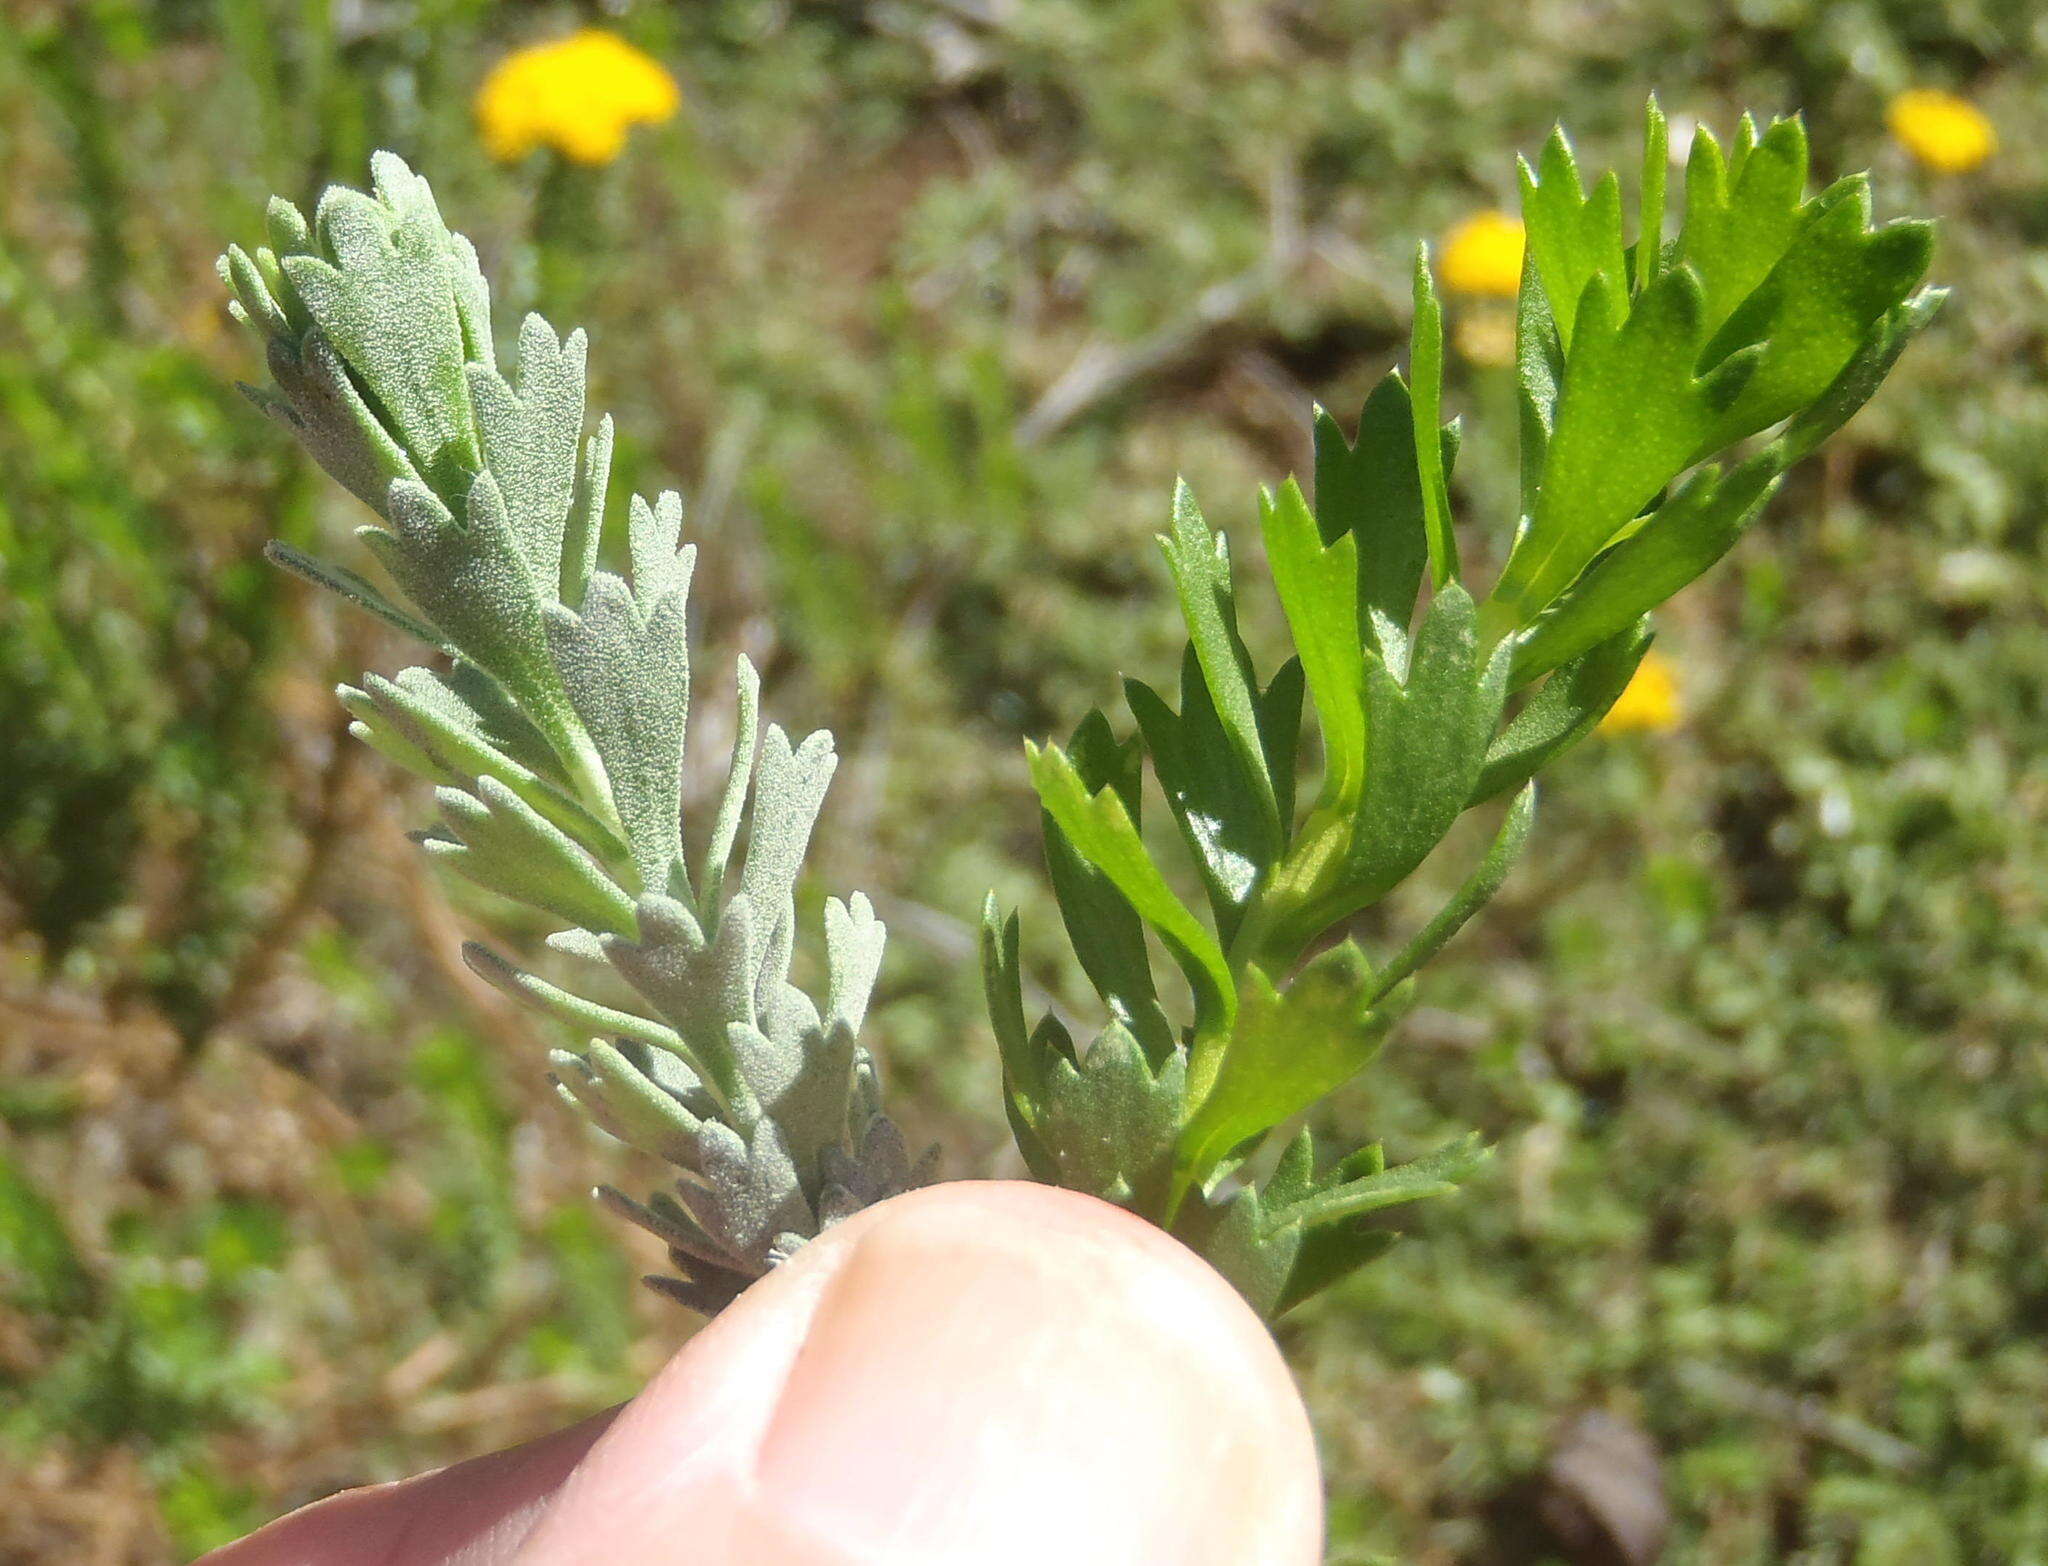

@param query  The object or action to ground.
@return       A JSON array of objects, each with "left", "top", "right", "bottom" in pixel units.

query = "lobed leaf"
[
  {"left": 427, "top": 777, "right": 638, "bottom": 937},
  {"left": 1177, "top": 941, "right": 1396, "bottom": 1185},
  {"left": 1407, "top": 249, "right": 1458, "bottom": 587},
  {"left": 1677, "top": 115, "right": 1811, "bottom": 335},
  {"left": 1158, "top": 482, "right": 1283, "bottom": 844},
  {"left": 1368, "top": 782, "right": 1536, "bottom": 1003},
  {"left": 1260, "top": 477, "right": 1366, "bottom": 813},
  {"left": 1476, "top": 621, "right": 1652, "bottom": 799},
  {"left": 1342, "top": 584, "right": 1512, "bottom": 909},
  {"left": 1697, "top": 179, "right": 1934, "bottom": 450},
  {"left": 1519, "top": 127, "right": 1628, "bottom": 351},
  {"left": 1040, "top": 712, "right": 1178, "bottom": 1066},
  {"left": 1028, "top": 738, "right": 1236, "bottom": 1039},
  {"left": 1489, "top": 262, "right": 1758, "bottom": 626},
  {"left": 1313, "top": 376, "right": 1429, "bottom": 662}
]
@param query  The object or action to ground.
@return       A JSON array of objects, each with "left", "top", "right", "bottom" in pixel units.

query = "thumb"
[{"left": 517, "top": 1179, "right": 1323, "bottom": 1565}]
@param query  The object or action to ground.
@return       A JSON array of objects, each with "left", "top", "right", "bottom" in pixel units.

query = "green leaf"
[
  {"left": 1771, "top": 287, "right": 1946, "bottom": 466},
  {"left": 1257, "top": 656, "right": 1306, "bottom": 831},
  {"left": 1041, "top": 712, "right": 1178, "bottom": 1066},
  {"left": 1519, "top": 126, "right": 1628, "bottom": 351},
  {"left": 1028, "top": 739, "right": 1236, "bottom": 1038},
  {"left": 1515, "top": 258, "right": 1565, "bottom": 520},
  {"left": 1259, "top": 476, "right": 1365, "bottom": 812},
  {"left": 1195, "top": 1180, "right": 1304, "bottom": 1319},
  {"left": 1314, "top": 377, "right": 1428, "bottom": 658},
  {"left": 1191, "top": 1129, "right": 1477, "bottom": 1316},
  {"left": 1698, "top": 179, "right": 1934, "bottom": 449},
  {"left": 1344, "top": 584, "right": 1511, "bottom": 906},
  {"left": 1509, "top": 459, "right": 1778, "bottom": 686},
  {"left": 1475, "top": 620, "right": 1652, "bottom": 799},
  {"left": 1636, "top": 95, "right": 1668, "bottom": 294},
  {"left": 1509, "top": 287, "right": 1942, "bottom": 688},
  {"left": 1677, "top": 115, "right": 1810, "bottom": 335},
  {"left": 1177, "top": 941, "right": 1396, "bottom": 1182},
  {"left": 979, "top": 896, "right": 1044, "bottom": 1104},
  {"left": 1280, "top": 1133, "right": 1489, "bottom": 1230},
  {"left": 1408, "top": 248, "right": 1458, "bottom": 587},
  {"left": 1368, "top": 782, "right": 1536, "bottom": 1004},
  {"left": 1125, "top": 661, "right": 1271, "bottom": 950},
  {"left": 1037, "top": 1024, "right": 1186, "bottom": 1212},
  {"left": 1489, "top": 263, "right": 1758, "bottom": 626},
  {"left": 1158, "top": 481, "right": 1282, "bottom": 843},
  {"left": 1273, "top": 1156, "right": 1402, "bottom": 1314}
]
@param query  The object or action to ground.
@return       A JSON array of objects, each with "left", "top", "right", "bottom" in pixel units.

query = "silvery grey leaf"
[
  {"left": 469, "top": 315, "right": 586, "bottom": 587},
  {"left": 230, "top": 154, "right": 930, "bottom": 1318},
  {"left": 628, "top": 490, "right": 689, "bottom": 606},
  {"left": 739, "top": 725, "right": 837, "bottom": 940},
  {"left": 428, "top": 777, "right": 636, "bottom": 935},
  {"left": 462, "top": 941, "right": 695, "bottom": 1065},
  {"left": 824, "top": 893, "right": 887, "bottom": 1036},
  {"left": 699, "top": 656, "right": 760, "bottom": 916},
  {"left": 546, "top": 569, "right": 691, "bottom": 894},
  {"left": 694, "top": 1119, "right": 815, "bottom": 1266},
  {"left": 261, "top": 332, "right": 421, "bottom": 515},
  {"left": 352, "top": 670, "right": 621, "bottom": 857},
  {"left": 282, "top": 180, "right": 477, "bottom": 488},
  {"left": 598, "top": 1186, "right": 733, "bottom": 1270},
  {"left": 546, "top": 928, "right": 607, "bottom": 961},
  {"left": 642, "top": 1272, "right": 747, "bottom": 1318},
  {"left": 561, "top": 416, "right": 612, "bottom": 608}
]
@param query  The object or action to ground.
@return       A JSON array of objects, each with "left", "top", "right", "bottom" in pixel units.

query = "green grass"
[{"left": 3, "top": 1, "right": 2045, "bottom": 1559}]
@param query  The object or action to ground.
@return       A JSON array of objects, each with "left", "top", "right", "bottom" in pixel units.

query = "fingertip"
[{"left": 519, "top": 1182, "right": 1322, "bottom": 1565}]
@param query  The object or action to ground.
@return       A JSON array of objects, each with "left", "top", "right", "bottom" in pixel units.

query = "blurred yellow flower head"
[
  {"left": 476, "top": 30, "right": 681, "bottom": 166},
  {"left": 1439, "top": 210, "right": 1525, "bottom": 297},
  {"left": 1887, "top": 88, "right": 1995, "bottom": 175},
  {"left": 1599, "top": 649, "right": 1681, "bottom": 735},
  {"left": 1453, "top": 307, "right": 1518, "bottom": 368}
]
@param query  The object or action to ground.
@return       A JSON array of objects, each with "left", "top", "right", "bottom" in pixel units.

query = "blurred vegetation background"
[{"left": 2, "top": 2, "right": 2044, "bottom": 1561}]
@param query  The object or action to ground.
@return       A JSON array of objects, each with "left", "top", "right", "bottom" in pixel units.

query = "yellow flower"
[
  {"left": 476, "top": 30, "right": 681, "bottom": 166},
  {"left": 1453, "top": 306, "right": 1517, "bottom": 368},
  {"left": 1887, "top": 88, "right": 1996, "bottom": 175},
  {"left": 1439, "top": 211, "right": 1525, "bottom": 297},
  {"left": 1599, "top": 650, "right": 1681, "bottom": 735}
]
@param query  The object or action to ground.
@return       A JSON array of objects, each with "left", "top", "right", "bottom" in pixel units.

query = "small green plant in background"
[{"left": 220, "top": 96, "right": 1937, "bottom": 1322}]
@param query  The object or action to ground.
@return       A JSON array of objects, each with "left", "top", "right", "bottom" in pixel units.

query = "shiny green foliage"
[
  {"left": 1494, "top": 101, "right": 1941, "bottom": 644},
  {"left": 984, "top": 101, "right": 1936, "bottom": 1315}
]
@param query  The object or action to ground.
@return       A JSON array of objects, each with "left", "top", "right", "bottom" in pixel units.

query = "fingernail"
[{"left": 748, "top": 1185, "right": 1322, "bottom": 1565}]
